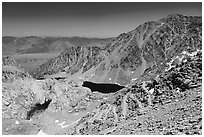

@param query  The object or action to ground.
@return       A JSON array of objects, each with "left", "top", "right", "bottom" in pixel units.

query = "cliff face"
[
  {"left": 2, "top": 56, "right": 33, "bottom": 83},
  {"left": 33, "top": 14, "right": 201, "bottom": 86},
  {"left": 33, "top": 46, "right": 103, "bottom": 78}
]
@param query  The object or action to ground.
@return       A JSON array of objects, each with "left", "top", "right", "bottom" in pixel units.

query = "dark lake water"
[{"left": 82, "top": 81, "right": 125, "bottom": 93}]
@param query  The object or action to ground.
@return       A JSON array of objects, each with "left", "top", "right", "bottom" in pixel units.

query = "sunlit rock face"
[
  {"left": 33, "top": 14, "right": 201, "bottom": 86},
  {"left": 2, "top": 57, "right": 35, "bottom": 119},
  {"left": 2, "top": 77, "right": 92, "bottom": 120},
  {"left": 2, "top": 79, "right": 36, "bottom": 119}
]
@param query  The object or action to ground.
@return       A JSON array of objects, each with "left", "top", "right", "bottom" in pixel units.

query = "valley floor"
[{"left": 10, "top": 53, "right": 60, "bottom": 75}]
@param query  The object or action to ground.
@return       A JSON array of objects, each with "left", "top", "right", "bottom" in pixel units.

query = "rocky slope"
[
  {"left": 48, "top": 41, "right": 202, "bottom": 135},
  {"left": 34, "top": 14, "right": 202, "bottom": 86},
  {"left": 2, "top": 56, "right": 33, "bottom": 83},
  {"left": 2, "top": 75, "right": 113, "bottom": 134}
]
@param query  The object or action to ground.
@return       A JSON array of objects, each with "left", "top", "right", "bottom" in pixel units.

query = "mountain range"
[
  {"left": 2, "top": 14, "right": 202, "bottom": 135},
  {"left": 2, "top": 36, "right": 114, "bottom": 55},
  {"left": 33, "top": 14, "right": 201, "bottom": 86}
]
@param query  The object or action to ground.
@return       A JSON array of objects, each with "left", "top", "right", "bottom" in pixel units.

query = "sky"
[{"left": 2, "top": 2, "right": 202, "bottom": 38}]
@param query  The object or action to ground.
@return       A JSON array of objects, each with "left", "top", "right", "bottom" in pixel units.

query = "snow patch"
[
  {"left": 58, "top": 121, "right": 65, "bottom": 126},
  {"left": 91, "top": 73, "right": 95, "bottom": 77},
  {"left": 15, "top": 120, "right": 19, "bottom": 125},
  {"left": 37, "top": 130, "right": 48, "bottom": 135},
  {"left": 149, "top": 88, "right": 154, "bottom": 94},
  {"left": 182, "top": 49, "right": 200, "bottom": 57},
  {"left": 55, "top": 120, "right": 59, "bottom": 123},
  {"left": 59, "top": 119, "right": 80, "bottom": 128},
  {"left": 131, "top": 78, "right": 137, "bottom": 81}
]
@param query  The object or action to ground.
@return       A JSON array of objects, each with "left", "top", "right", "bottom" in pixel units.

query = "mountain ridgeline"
[
  {"left": 2, "top": 13, "right": 202, "bottom": 135},
  {"left": 33, "top": 14, "right": 201, "bottom": 86},
  {"left": 2, "top": 36, "right": 114, "bottom": 55}
]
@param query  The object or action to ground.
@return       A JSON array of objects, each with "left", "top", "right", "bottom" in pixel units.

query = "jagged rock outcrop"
[
  {"left": 2, "top": 79, "right": 35, "bottom": 119},
  {"left": 2, "top": 56, "right": 33, "bottom": 83},
  {"left": 34, "top": 14, "right": 202, "bottom": 86},
  {"left": 33, "top": 46, "right": 104, "bottom": 78},
  {"left": 2, "top": 78, "right": 92, "bottom": 120}
]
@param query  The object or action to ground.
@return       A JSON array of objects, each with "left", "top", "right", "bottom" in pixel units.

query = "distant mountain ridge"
[
  {"left": 33, "top": 14, "right": 202, "bottom": 86},
  {"left": 2, "top": 36, "right": 115, "bottom": 55}
]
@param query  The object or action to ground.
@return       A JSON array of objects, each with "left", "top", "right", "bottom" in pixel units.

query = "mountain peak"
[{"left": 33, "top": 14, "right": 202, "bottom": 86}]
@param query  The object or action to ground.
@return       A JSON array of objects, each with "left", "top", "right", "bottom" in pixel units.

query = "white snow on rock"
[
  {"left": 55, "top": 119, "right": 59, "bottom": 123},
  {"left": 15, "top": 120, "right": 19, "bottom": 125},
  {"left": 37, "top": 130, "right": 48, "bottom": 135},
  {"left": 182, "top": 49, "right": 200, "bottom": 57},
  {"left": 131, "top": 77, "right": 137, "bottom": 81},
  {"left": 58, "top": 121, "right": 65, "bottom": 126},
  {"left": 149, "top": 88, "right": 154, "bottom": 94}
]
